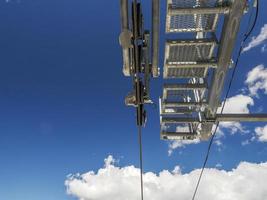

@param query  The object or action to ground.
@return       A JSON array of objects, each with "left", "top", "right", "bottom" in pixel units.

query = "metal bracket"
[{"left": 120, "top": 0, "right": 160, "bottom": 126}]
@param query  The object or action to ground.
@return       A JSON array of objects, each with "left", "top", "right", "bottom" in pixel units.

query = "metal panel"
[
  {"left": 164, "top": 66, "right": 208, "bottom": 78},
  {"left": 165, "top": 39, "right": 216, "bottom": 63},
  {"left": 164, "top": 38, "right": 216, "bottom": 78},
  {"left": 167, "top": 13, "right": 219, "bottom": 33},
  {"left": 166, "top": 0, "right": 221, "bottom": 33}
]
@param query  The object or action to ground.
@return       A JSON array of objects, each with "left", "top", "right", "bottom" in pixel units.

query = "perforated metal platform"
[
  {"left": 163, "top": 38, "right": 217, "bottom": 78},
  {"left": 160, "top": 0, "right": 248, "bottom": 141},
  {"left": 166, "top": 0, "right": 224, "bottom": 32},
  {"left": 165, "top": 39, "right": 216, "bottom": 63},
  {"left": 165, "top": 67, "right": 207, "bottom": 78}
]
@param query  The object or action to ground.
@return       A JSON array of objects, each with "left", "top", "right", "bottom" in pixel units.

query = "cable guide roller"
[{"left": 119, "top": 0, "right": 160, "bottom": 126}]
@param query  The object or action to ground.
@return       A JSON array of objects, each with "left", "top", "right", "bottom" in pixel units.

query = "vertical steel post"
[
  {"left": 152, "top": 0, "right": 160, "bottom": 77},
  {"left": 120, "top": 0, "right": 131, "bottom": 76}
]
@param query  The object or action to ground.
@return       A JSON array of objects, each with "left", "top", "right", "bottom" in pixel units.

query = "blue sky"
[{"left": 0, "top": 0, "right": 267, "bottom": 200}]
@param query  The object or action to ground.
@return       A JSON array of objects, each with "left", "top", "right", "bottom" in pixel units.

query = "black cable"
[
  {"left": 138, "top": 125, "right": 144, "bottom": 200},
  {"left": 191, "top": 1, "right": 259, "bottom": 199},
  {"left": 243, "top": 0, "right": 259, "bottom": 43}
]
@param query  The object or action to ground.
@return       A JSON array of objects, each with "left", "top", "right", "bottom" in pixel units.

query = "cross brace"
[{"left": 161, "top": 114, "right": 267, "bottom": 124}]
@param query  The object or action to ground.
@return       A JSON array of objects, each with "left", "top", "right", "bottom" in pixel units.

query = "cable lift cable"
[
  {"left": 191, "top": 1, "right": 259, "bottom": 199},
  {"left": 138, "top": 125, "right": 144, "bottom": 200}
]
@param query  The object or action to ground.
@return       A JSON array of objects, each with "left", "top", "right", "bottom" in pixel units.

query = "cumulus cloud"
[
  {"left": 219, "top": 122, "right": 245, "bottom": 134},
  {"left": 243, "top": 24, "right": 267, "bottom": 52},
  {"left": 217, "top": 94, "right": 254, "bottom": 114},
  {"left": 241, "top": 139, "right": 250, "bottom": 146},
  {"left": 168, "top": 139, "right": 200, "bottom": 156},
  {"left": 215, "top": 163, "right": 223, "bottom": 168},
  {"left": 255, "top": 125, "right": 267, "bottom": 142},
  {"left": 245, "top": 64, "right": 267, "bottom": 96},
  {"left": 65, "top": 156, "right": 267, "bottom": 200}
]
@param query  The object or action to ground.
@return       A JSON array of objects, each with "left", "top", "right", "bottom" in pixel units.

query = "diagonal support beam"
[{"left": 206, "top": 0, "right": 247, "bottom": 118}]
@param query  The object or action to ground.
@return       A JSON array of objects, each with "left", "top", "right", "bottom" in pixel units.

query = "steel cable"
[{"left": 191, "top": 1, "right": 259, "bottom": 199}]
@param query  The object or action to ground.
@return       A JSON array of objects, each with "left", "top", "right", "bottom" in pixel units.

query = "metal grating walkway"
[
  {"left": 161, "top": 0, "right": 246, "bottom": 140},
  {"left": 165, "top": 0, "right": 229, "bottom": 33},
  {"left": 164, "top": 38, "right": 217, "bottom": 78}
]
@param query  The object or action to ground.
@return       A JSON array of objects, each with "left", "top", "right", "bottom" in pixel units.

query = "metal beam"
[
  {"left": 161, "top": 111, "right": 193, "bottom": 115},
  {"left": 162, "top": 113, "right": 267, "bottom": 126},
  {"left": 120, "top": 0, "right": 128, "bottom": 31},
  {"left": 216, "top": 114, "right": 267, "bottom": 122},
  {"left": 120, "top": 0, "right": 131, "bottom": 76},
  {"left": 152, "top": 0, "right": 160, "bottom": 77},
  {"left": 161, "top": 117, "right": 200, "bottom": 124},
  {"left": 206, "top": 0, "right": 246, "bottom": 117},
  {"left": 161, "top": 106, "right": 200, "bottom": 114},
  {"left": 165, "top": 62, "right": 217, "bottom": 68},
  {"left": 166, "top": 38, "right": 217, "bottom": 46},
  {"left": 161, "top": 132, "right": 197, "bottom": 140},
  {"left": 163, "top": 101, "right": 207, "bottom": 108},
  {"left": 168, "top": 6, "right": 230, "bottom": 15},
  {"left": 161, "top": 132, "right": 196, "bottom": 137},
  {"left": 163, "top": 83, "right": 207, "bottom": 90}
]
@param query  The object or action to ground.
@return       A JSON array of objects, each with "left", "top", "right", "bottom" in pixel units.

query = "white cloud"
[
  {"left": 217, "top": 94, "right": 254, "bottom": 114},
  {"left": 243, "top": 24, "right": 267, "bottom": 52},
  {"left": 245, "top": 64, "right": 267, "bottom": 96},
  {"left": 261, "top": 44, "right": 267, "bottom": 53},
  {"left": 104, "top": 155, "right": 116, "bottom": 167},
  {"left": 65, "top": 156, "right": 267, "bottom": 200},
  {"left": 215, "top": 163, "right": 223, "bottom": 168},
  {"left": 255, "top": 125, "right": 267, "bottom": 142},
  {"left": 241, "top": 139, "right": 250, "bottom": 146},
  {"left": 219, "top": 122, "right": 245, "bottom": 134},
  {"left": 168, "top": 139, "right": 200, "bottom": 156}
]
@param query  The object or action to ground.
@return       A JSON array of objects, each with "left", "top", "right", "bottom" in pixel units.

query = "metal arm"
[{"left": 120, "top": 0, "right": 160, "bottom": 126}]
